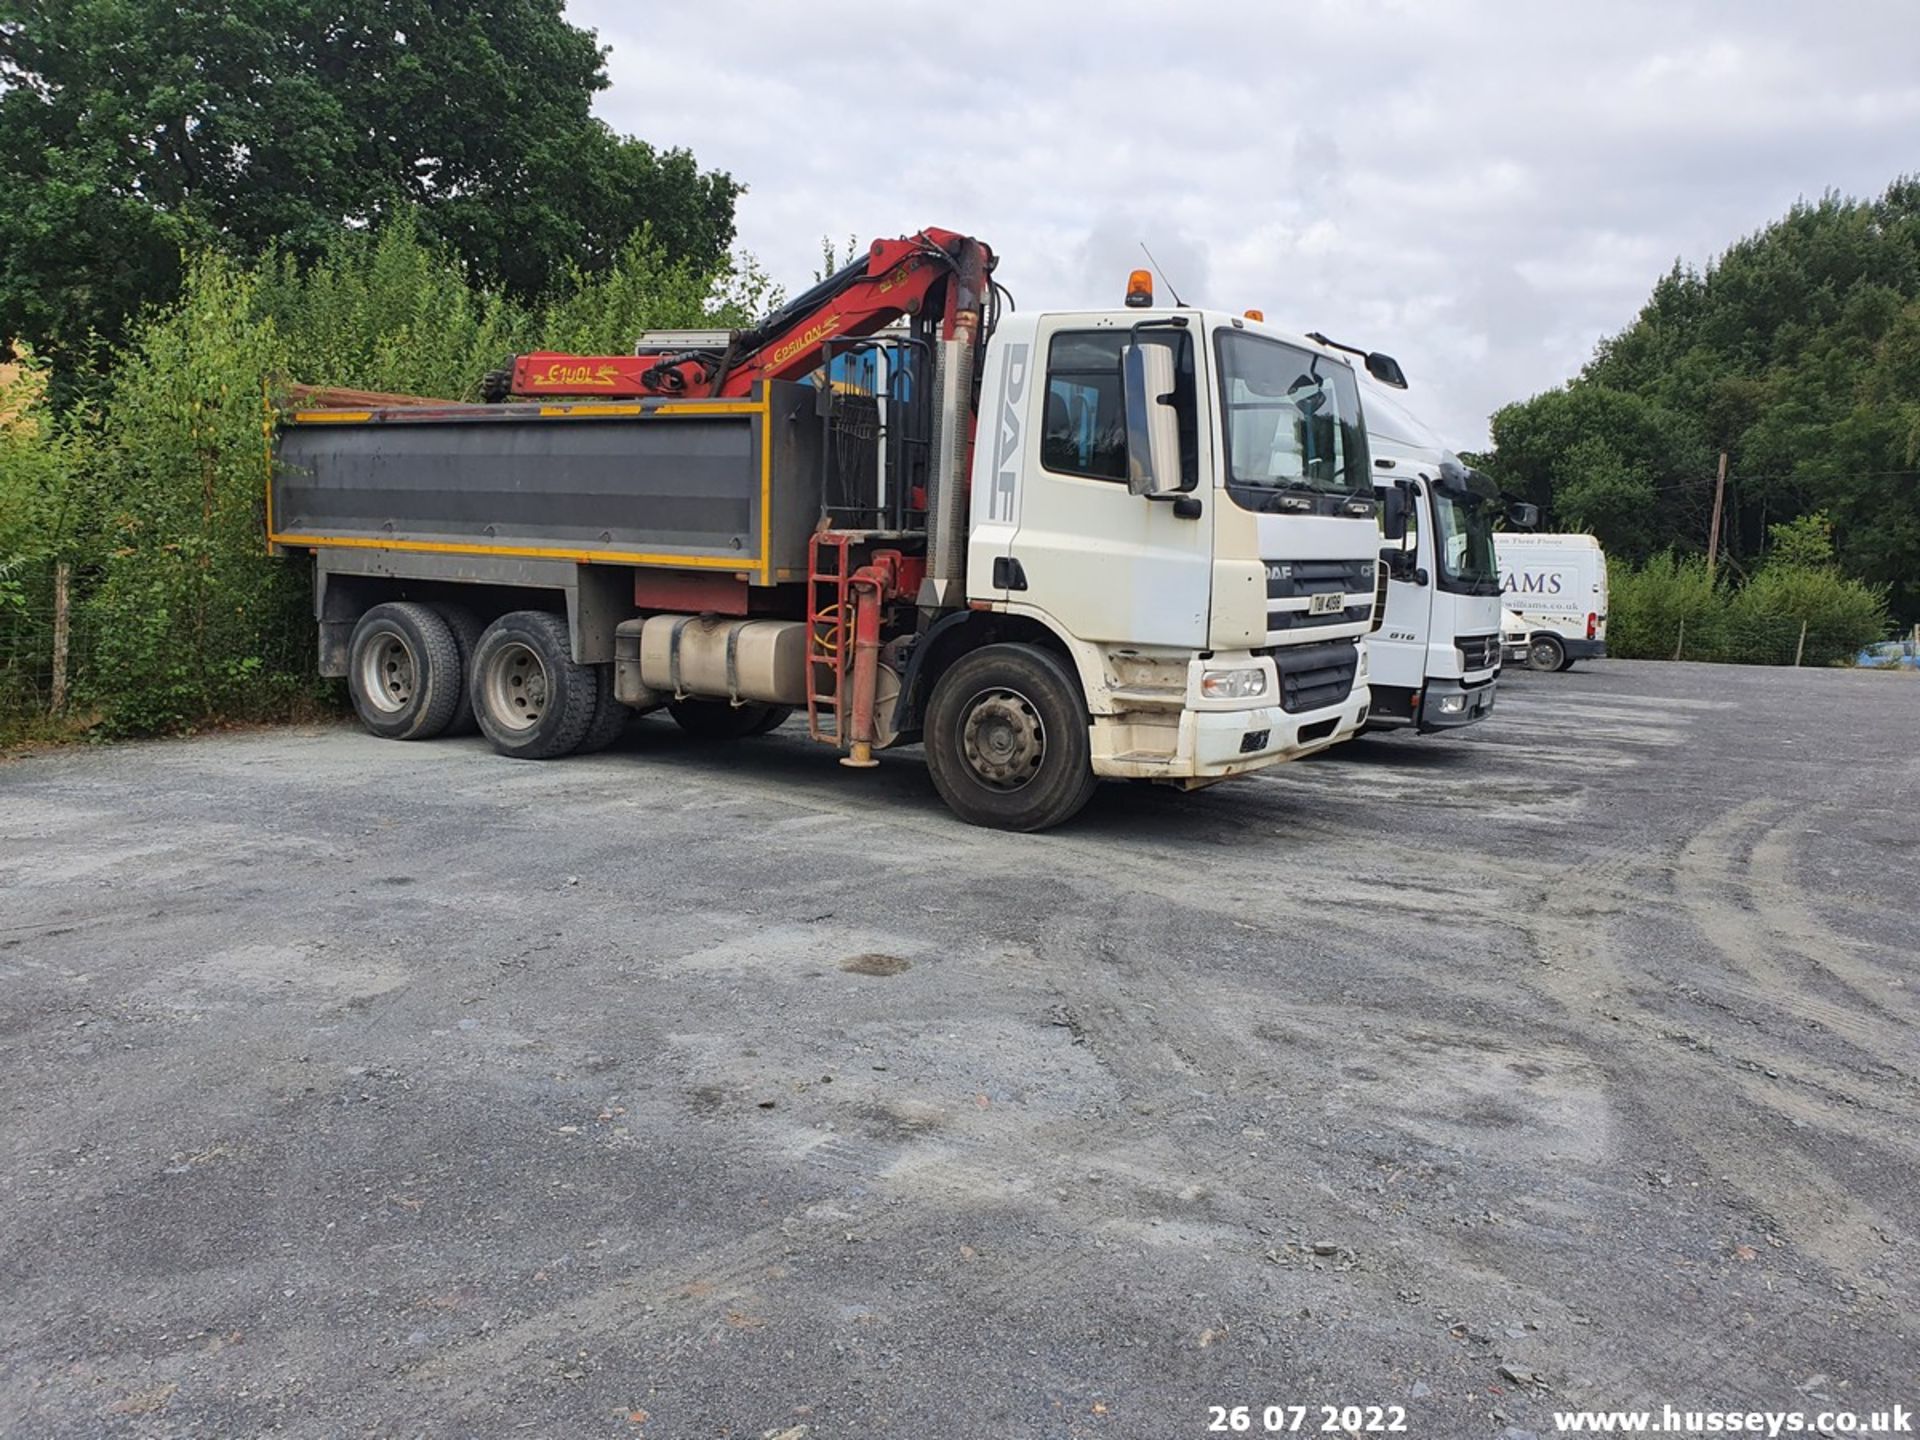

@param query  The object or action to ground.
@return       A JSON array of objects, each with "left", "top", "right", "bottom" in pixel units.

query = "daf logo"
[{"left": 1265, "top": 562, "right": 1291, "bottom": 581}]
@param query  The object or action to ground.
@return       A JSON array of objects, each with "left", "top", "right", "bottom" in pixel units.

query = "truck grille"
[
  {"left": 1265, "top": 557, "right": 1376, "bottom": 633},
  {"left": 1266, "top": 638, "right": 1361, "bottom": 715},
  {"left": 1457, "top": 633, "right": 1500, "bottom": 671}
]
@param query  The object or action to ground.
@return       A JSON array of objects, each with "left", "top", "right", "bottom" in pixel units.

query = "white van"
[{"left": 1495, "top": 533, "right": 1608, "bottom": 670}]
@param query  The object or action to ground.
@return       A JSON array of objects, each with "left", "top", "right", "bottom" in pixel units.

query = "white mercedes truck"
[{"left": 1360, "top": 387, "right": 1526, "bottom": 733}]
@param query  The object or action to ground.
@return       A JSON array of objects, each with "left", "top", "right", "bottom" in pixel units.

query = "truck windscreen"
[
  {"left": 1215, "top": 332, "right": 1370, "bottom": 508},
  {"left": 1432, "top": 489, "right": 1501, "bottom": 595}
]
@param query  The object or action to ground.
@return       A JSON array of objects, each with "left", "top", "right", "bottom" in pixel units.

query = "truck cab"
[
  {"left": 1362, "top": 391, "right": 1505, "bottom": 732},
  {"left": 963, "top": 307, "right": 1379, "bottom": 784}
]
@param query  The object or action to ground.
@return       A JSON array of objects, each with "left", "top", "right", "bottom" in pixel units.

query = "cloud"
[{"left": 569, "top": 0, "right": 1920, "bottom": 448}]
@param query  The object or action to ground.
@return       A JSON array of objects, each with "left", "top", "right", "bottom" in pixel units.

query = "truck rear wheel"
[
  {"left": 470, "top": 611, "right": 598, "bottom": 760},
  {"left": 347, "top": 602, "right": 462, "bottom": 741},
  {"left": 1527, "top": 634, "right": 1566, "bottom": 672},
  {"left": 925, "top": 643, "right": 1097, "bottom": 832},
  {"left": 429, "top": 603, "right": 486, "bottom": 736},
  {"left": 574, "top": 665, "right": 631, "bottom": 755},
  {"left": 668, "top": 698, "right": 788, "bottom": 740}
]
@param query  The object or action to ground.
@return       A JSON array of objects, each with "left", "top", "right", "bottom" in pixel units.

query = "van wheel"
[
  {"left": 470, "top": 611, "right": 598, "bottom": 759},
  {"left": 1527, "top": 634, "right": 1566, "bottom": 672},
  {"left": 429, "top": 603, "right": 487, "bottom": 735},
  {"left": 347, "top": 602, "right": 462, "bottom": 741},
  {"left": 574, "top": 665, "right": 632, "bottom": 755},
  {"left": 925, "top": 643, "right": 1097, "bottom": 831},
  {"left": 668, "top": 698, "right": 784, "bottom": 739}
]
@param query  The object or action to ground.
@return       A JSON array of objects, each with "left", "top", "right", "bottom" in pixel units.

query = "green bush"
[
  {"left": 82, "top": 256, "right": 314, "bottom": 734},
  {"left": 1727, "top": 562, "right": 1888, "bottom": 666},
  {"left": 1607, "top": 513, "right": 1890, "bottom": 666},
  {"left": 1606, "top": 553, "right": 1728, "bottom": 659}
]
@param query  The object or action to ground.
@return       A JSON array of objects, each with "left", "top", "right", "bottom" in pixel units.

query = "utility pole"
[{"left": 1706, "top": 451, "right": 1728, "bottom": 577}]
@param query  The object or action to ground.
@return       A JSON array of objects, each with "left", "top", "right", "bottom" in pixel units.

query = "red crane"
[{"left": 492, "top": 227, "right": 993, "bottom": 401}]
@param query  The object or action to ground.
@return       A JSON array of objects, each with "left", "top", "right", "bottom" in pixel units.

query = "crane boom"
[{"left": 497, "top": 227, "right": 994, "bottom": 401}]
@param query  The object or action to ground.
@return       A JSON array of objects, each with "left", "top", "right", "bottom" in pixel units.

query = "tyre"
[
  {"left": 668, "top": 698, "right": 786, "bottom": 740},
  {"left": 346, "top": 602, "right": 462, "bottom": 741},
  {"left": 469, "top": 611, "right": 598, "bottom": 759},
  {"left": 574, "top": 664, "right": 631, "bottom": 755},
  {"left": 924, "top": 643, "right": 1097, "bottom": 832},
  {"left": 745, "top": 704, "right": 794, "bottom": 736},
  {"left": 1527, "top": 634, "right": 1566, "bottom": 672},
  {"left": 429, "top": 603, "right": 487, "bottom": 735}
]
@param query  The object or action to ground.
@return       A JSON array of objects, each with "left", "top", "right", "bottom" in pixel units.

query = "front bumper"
[
  {"left": 1415, "top": 676, "right": 1496, "bottom": 730},
  {"left": 1091, "top": 685, "right": 1372, "bottom": 782},
  {"left": 1366, "top": 677, "right": 1497, "bottom": 732}
]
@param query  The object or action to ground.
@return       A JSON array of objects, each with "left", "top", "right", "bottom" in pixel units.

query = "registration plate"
[{"left": 1308, "top": 592, "right": 1345, "bottom": 615}]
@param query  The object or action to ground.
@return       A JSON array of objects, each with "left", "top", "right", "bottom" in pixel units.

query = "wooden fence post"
[
  {"left": 1673, "top": 615, "right": 1686, "bottom": 662},
  {"left": 1793, "top": 619, "right": 1807, "bottom": 668},
  {"left": 50, "top": 559, "right": 70, "bottom": 717}
]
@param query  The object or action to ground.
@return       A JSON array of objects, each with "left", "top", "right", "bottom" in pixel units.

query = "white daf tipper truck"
[
  {"left": 272, "top": 232, "right": 1391, "bottom": 830},
  {"left": 1360, "top": 387, "right": 1526, "bottom": 733}
]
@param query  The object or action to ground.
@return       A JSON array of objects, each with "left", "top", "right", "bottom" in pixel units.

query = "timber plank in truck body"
[{"left": 270, "top": 382, "right": 825, "bottom": 586}]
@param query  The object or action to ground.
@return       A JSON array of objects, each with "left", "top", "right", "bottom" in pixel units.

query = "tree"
[
  {"left": 0, "top": 0, "right": 741, "bottom": 364},
  {"left": 1764, "top": 510, "right": 1836, "bottom": 570},
  {"left": 1477, "top": 177, "right": 1920, "bottom": 618}
]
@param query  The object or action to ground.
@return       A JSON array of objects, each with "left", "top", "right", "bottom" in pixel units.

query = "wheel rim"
[
  {"left": 1530, "top": 639, "right": 1560, "bottom": 669},
  {"left": 480, "top": 640, "right": 550, "bottom": 733},
  {"left": 357, "top": 629, "right": 416, "bottom": 714},
  {"left": 958, "top": 686, "right": 1045, "bottom": 792}
]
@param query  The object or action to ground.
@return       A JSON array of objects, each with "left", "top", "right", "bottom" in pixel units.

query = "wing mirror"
[
  {"left": 1365, "top": 352, "right": 1408, "bottom": 389},
  {"left": 1507, "top": 501, "right": 1540, "bottom": 529},
  {"left": 1378, "top": 482, "right": 1410, "bottom": 541},
  {"left": 1123, "top": 340, "right": 1183, "bottom": 498},
  {"left": 1378, "top": 548, "right": 1427, "bottom": 585}
]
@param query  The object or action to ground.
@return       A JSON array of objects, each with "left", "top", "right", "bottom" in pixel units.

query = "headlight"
[
  {"left": 1437, "top": 693, "right": 1467, "bottom": 715},
  {"left": 1200, "top": 667, "right": 1268, "bottom": 700},
  {"left": 1357, "top": 646, "right": 1369, "bottom": 679}
]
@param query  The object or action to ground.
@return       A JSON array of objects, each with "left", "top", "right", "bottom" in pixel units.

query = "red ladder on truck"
[{"left": 806, "top": 530, "right": 856, "bottom": 745}]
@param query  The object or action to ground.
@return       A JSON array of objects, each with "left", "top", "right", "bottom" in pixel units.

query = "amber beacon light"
[{"left": 1125, "top": 270, "right": 1154, "bottom": 308}]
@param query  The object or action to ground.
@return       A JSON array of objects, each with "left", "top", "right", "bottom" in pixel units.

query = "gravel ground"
[{"left": 2, "top": 659, "right": 1916, "bottom": 1439}]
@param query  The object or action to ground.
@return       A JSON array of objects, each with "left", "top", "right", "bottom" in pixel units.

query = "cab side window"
[
  {"left": 1042, "top": 332, "right": 1129, "bottom": 481},
  {"left": 1041, "top": 330, "right": 1197, "bottom": 486}
]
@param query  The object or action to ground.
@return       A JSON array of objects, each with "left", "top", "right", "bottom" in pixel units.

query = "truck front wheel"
[
  {"left": 347, "top": 602, "right": 462, "bottom": 741},
  {"left": 470, "top": 611, "right": 598, "bottom": 759},
  {"left": 925, "top": 643, "right": 1097, "bottom": 831}
]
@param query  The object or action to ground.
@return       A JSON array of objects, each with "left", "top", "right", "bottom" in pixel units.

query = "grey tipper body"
[{"left": 273, "top": 383, "right": 824, "bottom": 576}]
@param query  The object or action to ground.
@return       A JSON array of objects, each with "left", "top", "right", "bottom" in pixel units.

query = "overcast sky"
[{"left": 571, "top": 1, "right": 1919, "bottom": 449}]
